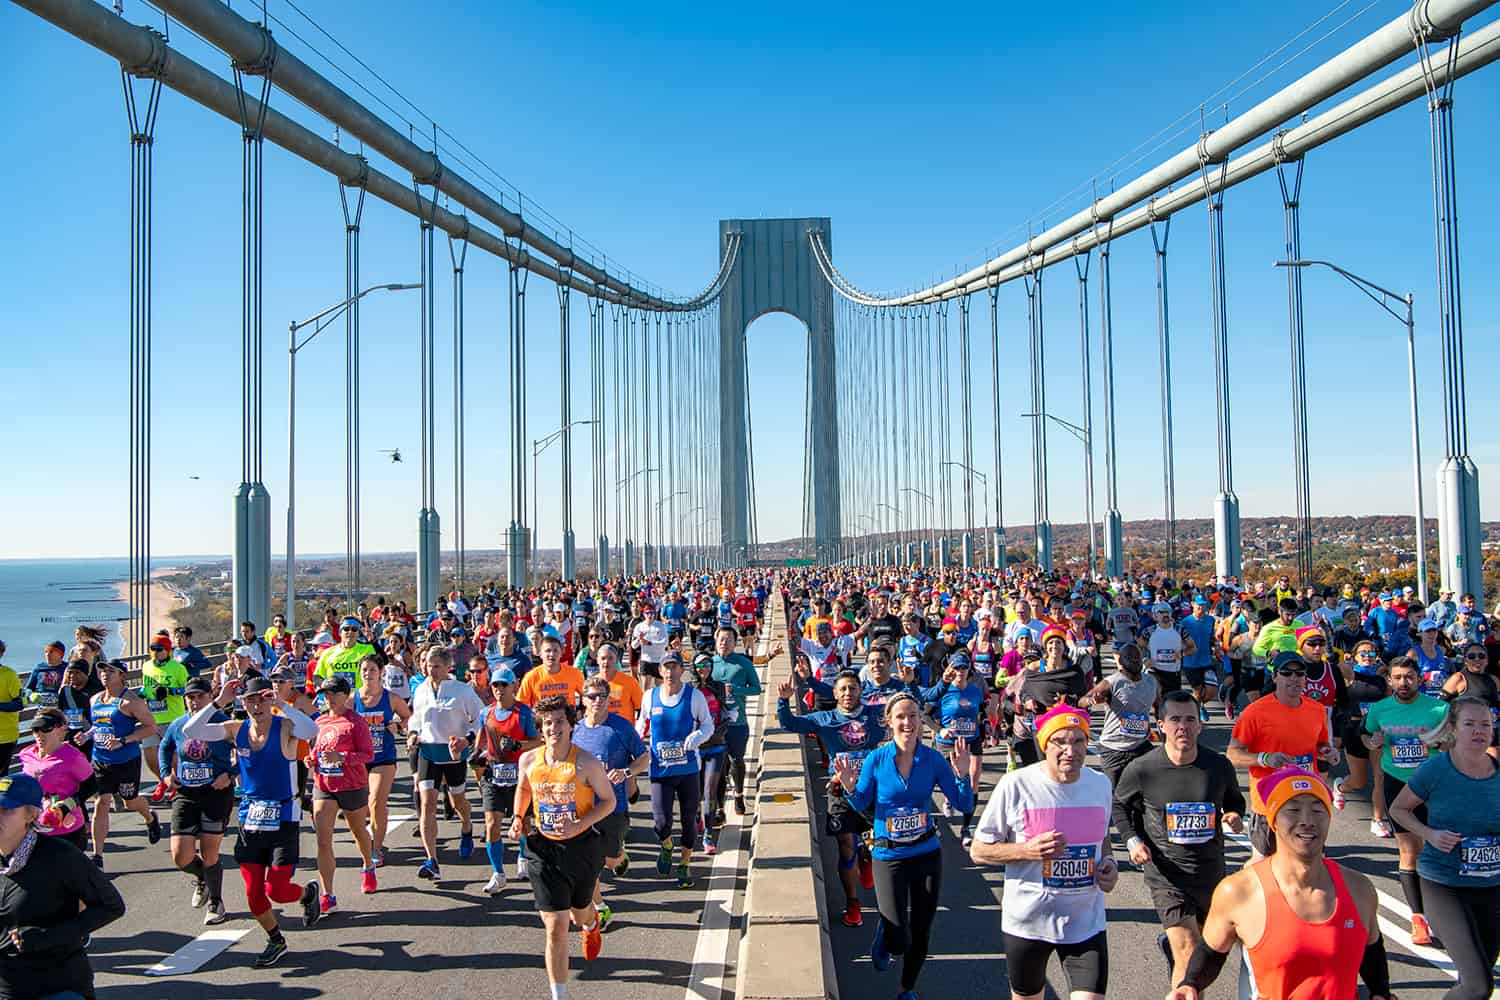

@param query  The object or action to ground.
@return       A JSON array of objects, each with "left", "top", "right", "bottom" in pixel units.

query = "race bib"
[
  {"left": 1459, "top": 835, "right": 1499, "bottom": 879},
  {"left": 63, "top": 708, "right": 84, "bottom": 729},
  {"left": 243, "top": 798, "right": 283, "bottom": 833},
  {"left": 179, "top": 763, "right": 214, "bottom": 787},
  {"left": 1165, "top": 802, "right": 1216, "bottom": 845},
  {"left": 1043, "top": 844, "right": 1096, "bottom": 892},
  {"left": 316, "top": 758, "right": 344, "bottom": 778},
  {"left": 36, "top": 692, "right": 58, "bottom": 709},
  {"left": 490, "top": 762, "right": 519, "bottom": 786},
  {"left": 1119, "top": 712, "right": 1150, "bottom": 738},
  {"left": 951, "top": 716, "right": 978, "bottom": 737},
  {"left": 146, "top": 697, "right": 168, "bottom": 714},
  {"left": 1389, "top": 735, "right": 1427, "bottom": 766},
  {"left": 537, "top": 800, "right": 577, "bottom": 837},
  {"left": 885, "top": 806, "right": 929, "bottom": 844},
  {"left": 90, "top": 724, "right": 113, "bottom": 745},
  {"left": 972, "top": 658, "right": 994, "bottom": 678},
  {"left": 655, "top": 740, "right": 687, "bottom": 765},
  {"left": 367, "top": 721, "right": 389, "bottom": 756},
  {"left": 834, "top": 750, "right": 868, "bottom": 781},
  {"left": 1291, "top": 753, "right": 1314, "bottom": 771},
  {"left": 1153, "top": 648, "right": 1178, "bottom": 665}
]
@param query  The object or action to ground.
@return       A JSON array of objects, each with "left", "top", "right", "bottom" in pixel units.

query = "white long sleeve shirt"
[{"left": 408, "top": 677, "right": 487, "bottom": 745}]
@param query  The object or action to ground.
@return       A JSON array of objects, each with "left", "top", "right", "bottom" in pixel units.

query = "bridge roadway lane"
[
  {"left": 819, "top": 712, "right": 1475, "bottom": 1000},
  {"left": 83, "top": 654, "right": 773, "bottom": 1000}
]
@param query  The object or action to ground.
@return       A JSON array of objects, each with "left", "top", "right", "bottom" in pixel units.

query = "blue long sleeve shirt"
[
  {"left": 845, "top": 741, "right": 973, "bottom": 860},
  {"left": 158, "top": 710, "right": 234, "bottom": 786},
  {"left": 918, "top": 680, "right": 987, "bottom": 744},
  {"left": 776, "top": 698, "right": 886, "bottom": 776}
]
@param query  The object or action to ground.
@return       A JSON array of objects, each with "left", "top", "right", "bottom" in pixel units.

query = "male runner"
[
  {"left": 711, "top": 625, "right": 762, "bottom": 815},
  {"left": 473, "top": 666, "right": 539, "bottom": 893},
  {"left": 1166, "top": 767, "right": 1395, "bottom": 1000},
  {"left": 572, "top": 675, "right": 649, "bottom": 926},
  {"left": 1114, "top": 690, "right": 1245, "bottom": 987},
  {"left": 511, "top": 695, "right": 619, "bottom": 998}
]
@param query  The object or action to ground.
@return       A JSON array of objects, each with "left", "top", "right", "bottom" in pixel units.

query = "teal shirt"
[
  {"left": 1364, "top": 694, "right": 1449, "bottom": 780},
  {"left": 711, "top": 653, "right": 761, "bottom": 730},
  {"left": 1406, "top": 752, "right": 1500, "bottom": 888}
]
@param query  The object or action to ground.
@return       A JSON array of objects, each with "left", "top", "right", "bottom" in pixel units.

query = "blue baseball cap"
[
  {"left": 1193, "top": 595, "right": 1209, "bottom": 606},
  {"left": 340, "top": 617, "right": 362, "bottom": 630},
  {"left": 0, "top": 774, "right": 43, "bottom": 810},
  {"left": 489, "top": 666, "right": 517, "bottom": 686}
]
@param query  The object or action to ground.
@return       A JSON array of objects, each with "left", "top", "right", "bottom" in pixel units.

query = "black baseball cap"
[
  {"left": 317, "top": 675, "right": 352, "bottom": 695},
  {"left": 184, "top": 677, "right": 213, "bottom": 696}
]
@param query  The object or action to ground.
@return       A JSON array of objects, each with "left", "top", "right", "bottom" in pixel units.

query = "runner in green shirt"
[
  {"left": 142, "top": 637, "right": 189, "bottom": 801},
  {"left": 315, "top": 618, "right": 379, "bottom": 691},
  {"left": 1362, "top": 657, "right": 1449, "bottom": 946}
]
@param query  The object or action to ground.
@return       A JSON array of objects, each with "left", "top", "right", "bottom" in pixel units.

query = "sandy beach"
[{"left": 113, "top": 567, "right": 188, "bottom": 652}]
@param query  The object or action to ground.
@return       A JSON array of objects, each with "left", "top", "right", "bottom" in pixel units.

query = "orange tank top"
[
  {"left": 1247, "top": 857, "right": 1366, "bottom": 1000},
  {"left": 527, "top": 745, "right": 595, "bottom": 841}
]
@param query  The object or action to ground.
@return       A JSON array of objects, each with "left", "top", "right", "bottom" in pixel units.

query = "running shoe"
[
  {"left": 1157, "top": 932, "right": 1174, "bottom": 975},
  {"left": 597, "top": 903, "right": 614, "bottom": 931},
  {"left": 516, "top": 856, "right": 530, "bottom": 880},
  {"left": 300, "top": 882, "right": 321, "bottom": 927},
  {"left": 148, "top": 780, "right": 169, "bottom": 804},
  {"left": 858, "top": 853, "right": 874, "bottom": 891},
  {"left": 676, "top": 863, "right": 693, "bottom": 888},
  {"left": 482, "top": 872, "right": 506, "bottom": 895},
  {"left": 191, "top": 880, "right": 208, "bottom": 909},
  {"left": 203, "top": 899, "right": 227, "bottom": 926},
  {"left": 319, "top": 893, "right": 338, "bottom": 917},
  {"left": 417, "top": 858, "right": 441, "bottom": 881},
  {"left": 254, "top": 935, "right": 288, "bottom": 968},
  {"left": 841, "top": 900, "right": 863, "bottom": 928},
  {"left": 582, "top": 921, "right": 603, "bottom": 962},
  {"left": 734, "top": 793, "right": 747, "bottom": 815},
  {"left": 870, "top": 918, "right": 891, "bottom": 971},
  {"left": 1331, "top": 777, "right": 1347, "bottom": 811},
  {"left": 146, "top": 812, "right": 162, "bottom": 845},
  {"left": 703, "top": 831, "right": 718, "bottom": 856},
  {"left": 712, "top": 808, "right": 726, "bottom": 829},
  {"left": 613, "top": 854, "right": 630, "bottom": 877},
  {"left": 459, "top": 829, "right": 475, "bottom": 860},
  {"left": 360, "top": 867, "right": 378, "bottom": 894},
  {"left": 656, "top": 843, "right": 673, "bottom": 876},
  {"left": 1370, "top": 818, "right": 1394, "bottom": 839},
  {"left": 1410, "top": 913, "right": 1433, "bottom": 946},
  {"left": 373, "top": 847, "right": 387, "bottom": 868}
]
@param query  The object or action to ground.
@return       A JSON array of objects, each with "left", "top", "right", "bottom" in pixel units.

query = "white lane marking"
[
  {"left": 1227, "top": 830, "right": 1500, "bottom": 982},
  {"left": 335, "top": 812, "right": 415, "bottom": 843},
  {"left": 682, "top": 615, "right": 772, "bottom": 1000},
  {"left": 144, "top": 928, "right": 248, "bottom": 976}
]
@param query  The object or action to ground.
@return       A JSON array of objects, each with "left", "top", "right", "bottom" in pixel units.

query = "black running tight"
[{"left": 871, "top": 848, "right": 944, "bottom": 992}]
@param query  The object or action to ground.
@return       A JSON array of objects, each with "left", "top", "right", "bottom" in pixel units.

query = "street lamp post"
[
  {"left": 900, "top": 488, "right": 936, "bottom": 565},
  {"left": 1275, "top": 259, "right": 1428, "bottom": 601},
  {"left": 943, "top": 461, "right": 990, "bottom": 568},
  {"left": 615, "top": 467, "right": 658, "bottom": 576},
  {"left": 286, "top": 282, "right": 418, "bottom": 630},
  {"left": 533, "top": 419, "right": 597, "bottom": 584}
]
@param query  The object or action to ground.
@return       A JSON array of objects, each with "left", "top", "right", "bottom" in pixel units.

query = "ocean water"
[{"left": 0, "top": 557, "right": 209, "bottom": 671}]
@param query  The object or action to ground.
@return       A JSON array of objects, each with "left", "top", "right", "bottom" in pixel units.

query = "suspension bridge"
[{"left": 6, "top": 0, "right": 1500, "bottom": 997}]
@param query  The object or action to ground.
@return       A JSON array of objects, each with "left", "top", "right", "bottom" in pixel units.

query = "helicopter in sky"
[{"left": 378, "top": 449, "right": 403, "bottom": 464}]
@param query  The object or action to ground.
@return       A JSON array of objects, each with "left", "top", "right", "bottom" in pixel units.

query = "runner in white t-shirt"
[{"left": 970, "top": 704, "right": 1118, "bottom": 1000}]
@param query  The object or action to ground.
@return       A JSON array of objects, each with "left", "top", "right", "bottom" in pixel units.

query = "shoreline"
[{"left": 113, "top": 567, "right": 188, "bottom": 652}]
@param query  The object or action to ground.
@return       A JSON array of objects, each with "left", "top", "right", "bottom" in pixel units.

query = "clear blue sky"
[{"left": 2, "top": 0, "right": 1497, "bottom": 559}]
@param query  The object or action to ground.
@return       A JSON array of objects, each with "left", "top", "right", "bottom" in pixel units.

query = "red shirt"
[{"left": 312, "top": 707, "right": 375, "bottom": 793}]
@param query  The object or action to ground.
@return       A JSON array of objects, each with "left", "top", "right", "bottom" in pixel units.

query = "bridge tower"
[{"left": 718, "top": 218, "right": 841, "bottom": 565}]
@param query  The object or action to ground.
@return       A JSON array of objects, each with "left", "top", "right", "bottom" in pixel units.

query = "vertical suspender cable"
[
  {"left": 1277, "top": 156, "right": 1312, "bottom": 588},
  {"left": 557, "top": 272, "right": 574, "bottom": 580},
  {"left": 414, "top": 164, "right": 441, "bottom": 609},
  {"left": 1150, "top": 218, "right": 1177, "bottom": 576},
  {"left": 1201, "top": 136, "right": 1241, "bottom": 581},
  {"left": 339, "top": 178, "right": 366, "bottom": 605},
  {"left": 958, "top": 295, "right": 975, "bottom": 566},
  {"left": 448, "top": 221, "right": 469, "bottom": 590},
  {"left": 1075, "top": 248, "right": 1097, "bottom": 578},
  {"left": 988, "top": 282, "right": 1006, "bottom": 571},
  {"left": 122, "top": 57, "right": 162, "bottom": 656},
  {"left": 1098, "top": 218, "right": 1123, "bottom": 578}
]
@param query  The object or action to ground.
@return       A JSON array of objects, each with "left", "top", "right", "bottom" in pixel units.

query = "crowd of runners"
[{"left": 0, "top": 566, "right": 1497, "bottom": 1000}]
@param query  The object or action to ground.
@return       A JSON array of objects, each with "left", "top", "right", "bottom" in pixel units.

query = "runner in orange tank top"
[
  {"left": 1166, "top": 767, "right": 1398, "bottom": 1000},
  {"left": 511, "top": 694, "right": 618, "bottom": 997}
]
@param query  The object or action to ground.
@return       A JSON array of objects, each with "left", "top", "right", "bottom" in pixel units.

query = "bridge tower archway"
[{"left": 718, "top": 218, "right": 841, "bottom": 565}]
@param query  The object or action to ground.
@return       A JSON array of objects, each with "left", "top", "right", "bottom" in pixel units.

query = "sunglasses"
[
  {"left": 1276, "top": 668, "right": 1307, "bottom": 678},
  {"left": 1465, "top": 652, "right": 1488, "bottom": 660},
  {"left": 582, "top": 692, "right": 607, "bottom": 701},
  {"left": 1304, "top": 639, "right": 1327, "bottom": 647}
]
